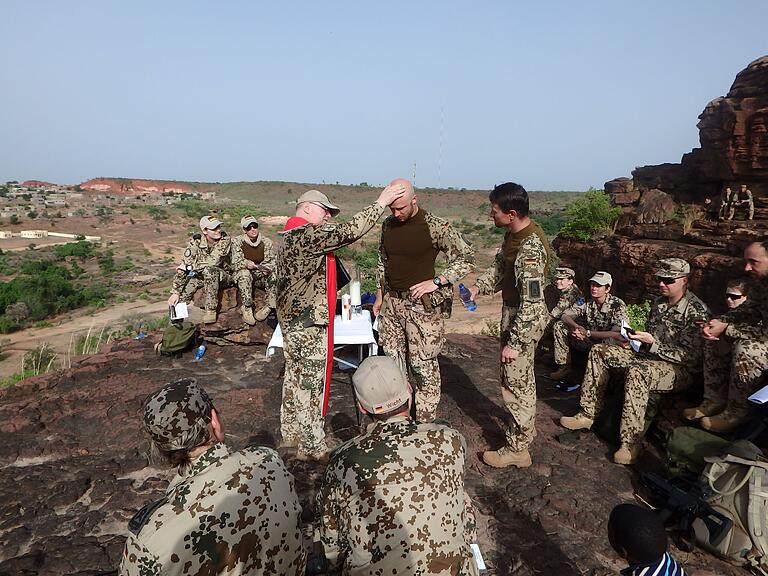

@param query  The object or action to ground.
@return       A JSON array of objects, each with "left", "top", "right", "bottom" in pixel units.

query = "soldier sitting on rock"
[
  {"left": 167, "top": 215, "right": 256, "bottom": 325},
  {"left": 315, "top": 356, "right": 479, "bottom": 575},
  {"left": 550, "top": 270, "right": 628, "bottom": 384},
  {"left": 231, "top": 215, "right": 275, "bottom": 322},
  {"left": 549, "top": 266, "right": 583, "bottom": 321},
  {"left": 560, "top": 258, "right": 708, "bottom": 465},
  {"left": 120, "top": 378, "right": 306, "bottom": 576},
  {"left": 727, "top": 184, "right": 755, "bottom": 221},
  {"left": 718, "top": 186, "right": 733, "bottom": 220}
]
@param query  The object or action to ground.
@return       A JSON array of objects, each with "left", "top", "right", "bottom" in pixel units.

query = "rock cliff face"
[{"left": 79, "top": 178, "right": 194, "bottom": 195}]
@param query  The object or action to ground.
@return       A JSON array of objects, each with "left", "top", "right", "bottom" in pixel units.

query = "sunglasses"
[
  {"left": 656, "top": 276, "right": 680, "bottom": 285},
  {"left": 243, "top": 223, "right": 259, "bottom": 231},
  {"left": 725, "top": 293, "right": 745, "bottom": 301}
]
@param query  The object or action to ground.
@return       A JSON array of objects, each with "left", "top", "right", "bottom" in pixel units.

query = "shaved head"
[{"left": 387, "top": 178, "right": 418, "bottom": 222}]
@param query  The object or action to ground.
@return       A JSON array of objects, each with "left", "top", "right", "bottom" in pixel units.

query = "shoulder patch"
[
  {"left": 128, "top": 497, "right": 168, "bottom": 536},
  {"left": 184, "top": 248, "right": 192, "bottom": 257},
  {"left": 576, "top": 297, "right": 585, "bottom": 306}
]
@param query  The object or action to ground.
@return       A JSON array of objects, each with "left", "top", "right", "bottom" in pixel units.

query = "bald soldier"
[
  {"left": 560, "top": 258, "right": 708, "bottom": 465},
  {"left": 120, "top": 378, "right": 305, "bottom": 575},
  {"left": 276, "top": 185, "right": 406, "bottom": 461},
  {"left": 373, "top": 178, "right": 474, "bottom": 422},
  {"left": 316, "top": 356, "right": 479, "bottom": 575}
]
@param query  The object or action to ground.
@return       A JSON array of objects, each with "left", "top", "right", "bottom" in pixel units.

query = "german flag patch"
[{"left": 524, "top": 258, "right": 538, "bottom": 265}]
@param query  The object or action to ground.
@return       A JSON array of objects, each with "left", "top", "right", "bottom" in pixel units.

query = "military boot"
[
  {"left": 203, "top": 309, "right": 217, "bottom": 324},
  {"left": 559, "top": 412, "right": 594, "bottom": 431},
  {"left": 241, "top": 305, "right": 256, "bottom": 325},
  {"left": 296, "top": 450, "right": 330, "bottom": 465},
  {"left": 613, "top": 443, "right": 640, "bottom": 465},
  {"left": 682, "top": 400, "right": 726, "bottom": 421},
  {"left": 254, "top": 304, "right": 271, "bottom": 322},
  {"left": 549, "top": 364, "right": 572, "bottom": 381},
  {"left": 700, "top": 412, "right": 746, "bottom": 434},
  {"left": 481, "top": 446, "right": 532, "bottom": 469}
]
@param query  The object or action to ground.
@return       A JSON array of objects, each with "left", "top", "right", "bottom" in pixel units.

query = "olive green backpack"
[{"left": 159, "top": 321, "right": 197, "bottom": 355}]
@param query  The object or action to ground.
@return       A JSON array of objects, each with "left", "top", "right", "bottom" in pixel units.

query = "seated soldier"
[
  {"left": 167, "top": 215, "right": 256, "bottom": 325},
  {"left": 315, "top": 356, "right": 479, "bottom": 575},
  {"left": 560, "top": 258, "right": 708, "bottom": 465},
  {"left": 608, "top": 503, "right": 687, "bottom": 576},
  {"left": 119, "top": 378, "right": 305, "bottom": 575},
  {"left": 687, "top": 240, "right": 768, "bottom": 432},
  {"left": 549, "top": 266, "right": 583, "bottom": 321},
  {"left": 550, "top": 270, "right": 627, "bottom": 382},
  {"left": 231, "top": 215, "right": 276, "bottom": 322}
]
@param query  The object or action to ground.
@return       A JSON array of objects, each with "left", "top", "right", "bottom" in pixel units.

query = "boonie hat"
[
  {"left": 240, "top": 215, "right": 259, "bottom": 229},
  {"left": 142, "top": 378, "right": 214, "bottom": 451},
  {"left": 554, "top": 267, "right": 576, "bottom": 279},
  {"left": 655, "top": 258, "right": 690, "bottom": 279},
  {"left": 295, "top": 190, "right": 340, "bottom": 217},
  {"left": 353, "top": 357, "right": 410, "bottom": 415},
  {"left": 589, "top": 271, "right": 613, "bottom": 286},
  {"left": 199, "top": 215, "right": 223, "bottom": 230}
]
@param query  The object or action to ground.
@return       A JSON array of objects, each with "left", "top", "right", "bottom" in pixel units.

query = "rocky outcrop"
[
  {"left": 192, "top": 286, "right": 273, "bottom": 345},
  {"left": 79, "top": 178, "right": 194, "bottom": 195}
]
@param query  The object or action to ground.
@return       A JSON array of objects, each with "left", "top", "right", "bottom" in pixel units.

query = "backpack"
[
  {"left": 692, "top": 440, "right": 768, "bottom": 574},
  {"left": 159, "top": 321, "right": 197, "bottom": 355},
  {"left": 665, "top": 426, "right": 729, "bottom": 480}
]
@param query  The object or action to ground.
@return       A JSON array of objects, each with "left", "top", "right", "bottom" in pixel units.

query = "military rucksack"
[
  {"left": 665, "top": 426, "right": 729, "bottom": 480},
  {"left": 159, "top": 321, "right": 197, "bottom": 355}
]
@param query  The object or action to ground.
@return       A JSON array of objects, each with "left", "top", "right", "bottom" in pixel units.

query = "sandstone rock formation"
[
  {"left": 79, "top": 178, "right": 194, "bottom": 195},
  {"left": 192, "top": 286, "right": 273, "bottom": 345}
]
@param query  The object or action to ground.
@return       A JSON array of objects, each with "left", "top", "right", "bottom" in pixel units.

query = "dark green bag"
[
  {"left": 666, "top": 426, "right": 729, "bottom": 479},
  {"left": 160, "top": 321, "right": 197, "bottom": 355},
  {"left": 592, "top": 376, "right": 660, "bottom": 444}
]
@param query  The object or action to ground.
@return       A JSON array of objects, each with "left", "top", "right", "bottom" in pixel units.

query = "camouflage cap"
[
  {"left": 554, "top": 267, "right": 576, "bottom": 279},
  {"left": 655, "top": 258, "right": 690, "bottom": 279},
  {"left": 142, "top": 378, "right": 214, "bottom": 451},
  {"left": 240, "top": 215, "right": 259, "bottom": 229},
  {"left": 199, "top": 215, "right": 223, "bottom": 230},
  {"left": 589, "top": 271, "right": 613, "bottom": 286},
  {"left": 295, "top": 189, "right": 340, "bottom": 217},
  {"left": 352, "top": 356, "right": 410, "bottom": 415}
]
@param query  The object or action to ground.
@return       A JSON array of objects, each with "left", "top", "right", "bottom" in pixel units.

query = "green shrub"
[
  {"left": 626, "top": 301, "right": 651, "bottom": 331},
  {"left": 147, "top": 206, "right": 169, "bottom": 220},
  {"left": 558, "top": 188, "right": 621, "bottom": 241},
  {"left": 54, "top": 240, "right": 94, "bottom": 260}
]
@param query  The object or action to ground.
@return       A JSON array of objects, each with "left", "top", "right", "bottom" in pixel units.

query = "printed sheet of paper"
[
  {"left": 620, "top": 319, "right": 641, "bottom": 352},
  {"left": 169, "top": 302, "right": 189, "bottom": 320},
  {"left": 749, "top": 385, "right": 768, "bottom": 405}
]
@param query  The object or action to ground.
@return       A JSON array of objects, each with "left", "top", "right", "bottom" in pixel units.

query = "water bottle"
[
  {"left": 193, "top": 344, "right": 206, "bottom": 362},
  {"left": 458, "top": 283, "right": 477, "bottom": 312}
]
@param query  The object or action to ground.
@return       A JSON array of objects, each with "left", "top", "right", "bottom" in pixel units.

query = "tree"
[
  {"left": 9, "top": 215, "right": 19, "bottom": 225},
  {"left": 27, "top": 210, "right": 38, "bottom": 219},
  {"left": 557, "top": 188, "right": 621, "bottom": 241}
]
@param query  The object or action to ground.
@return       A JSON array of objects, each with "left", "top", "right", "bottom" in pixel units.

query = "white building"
[{"left": 20, "top": 230, "right": 48, "bottom": 239}]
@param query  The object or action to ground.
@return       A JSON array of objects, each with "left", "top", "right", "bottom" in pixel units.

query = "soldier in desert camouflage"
[
  {"left": 691, "top": 240, "right": 768, "bottom": 432},
  {"left": 231, "top": 215, "right": 276, "bottom": 322},
  {"left": 560, "top": 258, "right": 709, "bottom": 465},
  {"left": 373, "top": 178, "right": 474, "bottom": 422},
  {"left": 167, "top": 215, "right": 256, "bottom": 325},
  {"left": 315, "top": 356, "right": 479, "bottom": 576},
  {"left": 275, "top": 185, "right": 406, "bottom": 461},
  {"left": 469, "top": 182, "right": 555, "bottom": 469},
  {"left": 549, "top": 266, "right": 583, "bottom": 321},
  {"left": 119, "top": 378, "right": 305, "bottom": 576}
]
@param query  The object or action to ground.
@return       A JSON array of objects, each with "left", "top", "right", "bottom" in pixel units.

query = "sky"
[{"left": 1, "top": 1, "right": 766, "bottom": 191}]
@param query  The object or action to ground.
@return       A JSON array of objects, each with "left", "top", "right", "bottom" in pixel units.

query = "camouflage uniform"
[
  {"left": 232, "top": 233, "right": 277, "bottom": 308},
  {"left": 553, "top": 293, "right": 627, "bottom": 366},
  {"left": 550, "top": 284, "right": 583, "bottom": 320},
  {"left": 170, "top": 234, "right": 250, "bottom": 311},
  {"left": 120, "top": 379, "right": 305, "bottom": 576},
  {"left": 276, "top": 203, "right": 386, "bottom": 456},
  {"left": 376, "top": 212, "right": 474, "bottom": 422},
  {"left": 316, "top": 416, "right": 479, "bottom": 575},
  {"left": 475, "top": 224, "right": 550, "bottom": 452},
  {"left": 577, "top": 290, "right": 709, "bottom": 445}
]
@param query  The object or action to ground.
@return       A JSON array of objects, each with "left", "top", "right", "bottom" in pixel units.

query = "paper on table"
[
  {"left": 471, "top": 544, "right": 487, "bottom": 572},
  {"left": 170, "top": 302, "right": 189, "bottom": 320},
  {"left": 748, "top": 385, "right": 768, "bottom": 405},
  {"left": 620, "top": 319, "right": 641, "bottom": 352}
]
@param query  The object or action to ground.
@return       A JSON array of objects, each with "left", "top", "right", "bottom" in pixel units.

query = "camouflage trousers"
[
  {"left": 281, "top": 325, "right": 328, "bottom": 456},
  {"left": 250, "top": 270, "right": 277, "bottom": 309},
  {"left": 580, "top": 344, "right": 691, "bottom": 445},
  {"left": 180, "top": 267, "right": 253, "bottom": 310},
  {"left": 702, "top": 336, "right": 768, "bottom": 417},
  {"left": 499, "top": 303, "right": 548, "bottom": 451},
  {"left": 552, "top": 320, "right": 594, "bottom": 365},
  {"left": 378, "top": 293, "right": 445, "bottom": 422}
]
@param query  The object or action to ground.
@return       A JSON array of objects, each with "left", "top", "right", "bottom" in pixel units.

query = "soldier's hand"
[
  {"left": 500, "top": 345, "right": 520, "bottom": 364},
  {"left": 372, "top": 294, "right": 383, "bottom": 317},
  {"left": 628, "top": 330, "right": 654, "bottom": 345},
  {"left": 469, "top": 285, "right": 480, "bottom": 301},
  {"left": 409, "top": 279, "right": 438, "bottom": 300},
  {"left": 702, "top": 319, "right": 727, "bottom": 341},
  {"left": 571, "top": 326, "right": 587, "bottom": 341},
  {"left": 246, "top": 260, "right": 257, "bottom": 270},
  {"left": 168, "top": 293, "right": 180, "bottom": 306},
  {"left": 376, "top": 183, "right": 407, "bottom": 207}
]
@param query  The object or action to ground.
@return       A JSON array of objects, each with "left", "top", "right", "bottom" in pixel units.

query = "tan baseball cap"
[
  {"left": 199, "top": 215, "right": 223, "bottom": 230},
  {"left": 655, "top": 258, "right": 690, "bottom": 279},
  {"left": 352, "top": 356, "right": 410, "bottom": 415},
  {"left": 240, "top": 215, "right": 259, "bottom": 229},
  {"left": 295, "top": 190, "right": 340, "bottom": 217},
  {"left": 554, "top": 267, "right": 576, "bottom": 279},
  {"left": 589, "top": 271, "right": 613, "bottom": 286}
]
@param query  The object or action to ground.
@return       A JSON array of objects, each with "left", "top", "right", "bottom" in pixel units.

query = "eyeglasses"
[
  {"left": 656, "top": 276, "right": 680, "bottom": 285},
  {"left": 725, "top": 293, "right": 745, "bottom": 300},
  {"left": 244, "top": 223, "right": 259, "bottom": 231}
]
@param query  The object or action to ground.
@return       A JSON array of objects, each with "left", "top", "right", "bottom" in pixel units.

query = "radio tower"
[{"left": 438, "top": 105, "right": 444, "bottom": 189}]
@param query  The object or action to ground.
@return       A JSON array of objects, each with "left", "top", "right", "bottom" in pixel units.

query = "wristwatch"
[
  {"left": 433, "top": 276, "right": 442, "bottom": 286},
  {"left": 586, "top": 330, "right": 592, "bottom": 338}
]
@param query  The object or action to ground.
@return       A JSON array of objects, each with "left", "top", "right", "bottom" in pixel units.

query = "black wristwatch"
[{"left": 433, "top": 276, "right": 442, "bottom": 286}]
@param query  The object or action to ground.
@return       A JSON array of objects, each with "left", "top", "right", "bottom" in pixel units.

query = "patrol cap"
[
  {"left": 199, "top": 215, "right": 223, "bottom": 230},
  {"left": 240, "top": 215, "right": 259, "bottom": 229},
  {"left": 554, "top": 267, "right": 576, "bottom": 279},
  {"left": 352, "top": 356, "right": 410, "bottom": 415},
  {"left": 295, "top": 190, "right": 340, "bottom": 217},
  {"left": 655, "top": 257, "right": 690, "bottom": 279},
  {"left": 142, "top": 378, "right": 214, "bottom": 451},
  {"left": 589, "top": 271, "right": 613, "bottom": 286}
]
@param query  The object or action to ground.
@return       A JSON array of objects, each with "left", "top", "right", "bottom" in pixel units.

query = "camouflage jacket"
[
  {"left": 722, "top": 276, "right": 768, "bottom": 341},
  {"left": 474, "top": 229, "right": 549, "bottom": 348},
  {"left": 276, "top": 203, "right": 385, "bottom": 328},
  {"left": 316, "top": 416, "right": 479, "bottom": 576},
  {"left": 645, "top": 290, "right": 709, "bottom": 368},
  {"left": 550, "top": 284, "right": 584, "bottom": 319},
  {"left": 170, "top": 235, "right": 242, "bottom": 295},
  {"left": 563, "top": 292, "right": 627, "bottom": 333},
  {"left": 376, "top": 211, "right": 475, "bottom": 315},
  {"left": 231, "top": 233, "right": 276, "bottom": 278},
  {"left": 120, "top": 443, "right": 305, "bottom": 576}
]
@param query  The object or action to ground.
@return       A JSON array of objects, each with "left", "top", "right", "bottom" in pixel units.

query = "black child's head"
[{"left": 608, "top": 503, "right": 668, "bottom": 565}]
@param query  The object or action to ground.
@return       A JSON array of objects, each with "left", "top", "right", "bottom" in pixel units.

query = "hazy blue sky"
[{"left": 1, "top": 1, "right": 766, "bottom": 190}]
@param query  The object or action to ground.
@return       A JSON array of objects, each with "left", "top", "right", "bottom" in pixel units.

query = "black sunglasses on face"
[
  {"left": 244, "top": 223, "right": 259, "bottom": 231},
  {"left": 725, "top": 293, "right": 745, "bottom": 300},
  {"left": 656, "top": 276, "right": 679, "bottom": 285}
]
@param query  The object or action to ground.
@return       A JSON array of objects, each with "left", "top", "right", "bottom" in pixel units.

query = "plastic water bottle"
[
  {"left": 193, "top": 344, "right": 206, "bottom": 362},
  {"left": 458, "top": 283, "right": 477, "bottom": 312}
]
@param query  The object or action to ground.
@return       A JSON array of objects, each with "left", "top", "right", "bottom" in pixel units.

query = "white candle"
[{"left": 350, "top": 280, "right": 361, "bottom": 306}]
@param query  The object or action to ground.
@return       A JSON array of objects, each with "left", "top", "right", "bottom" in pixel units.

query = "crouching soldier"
[
  {"left": 231, "top": 215, "right": 276, "bottom": 322},
  {"left": 167, "top": 215, "right": 256, "bottom": 325}
]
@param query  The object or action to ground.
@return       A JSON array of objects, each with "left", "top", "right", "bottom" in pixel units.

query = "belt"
[{"left": 387, "top": 290, "right": 434, "bottom": 311}]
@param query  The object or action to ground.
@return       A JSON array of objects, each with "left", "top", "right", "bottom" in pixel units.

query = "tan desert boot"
[
  {"left": 203, "top": 309, "right": 217, "bottom": 324},
  {"left": 682, "top": 400, "right": 726, "bottom": 421},
  {"left": 700, "top": 412, "right": 746, "bottom": 434},
  {"left": 549, "top": 365, "right": 572, "bottom": 381},
  {"left": 241, "top": 305, "right": 256, "bottom": 325},
  {"left": 613, "top": 443, "right": 640, "bottom": 465},
  {"left": 559, "top": 412, "right": 594, "bottom": 431},
  {"left": 481, "top": 447, "right": 532, "bottom": 469}
]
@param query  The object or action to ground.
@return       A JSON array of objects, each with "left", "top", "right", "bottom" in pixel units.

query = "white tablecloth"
[{"left": 267, "top": 310, "right": 378, "bottom": 365}]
